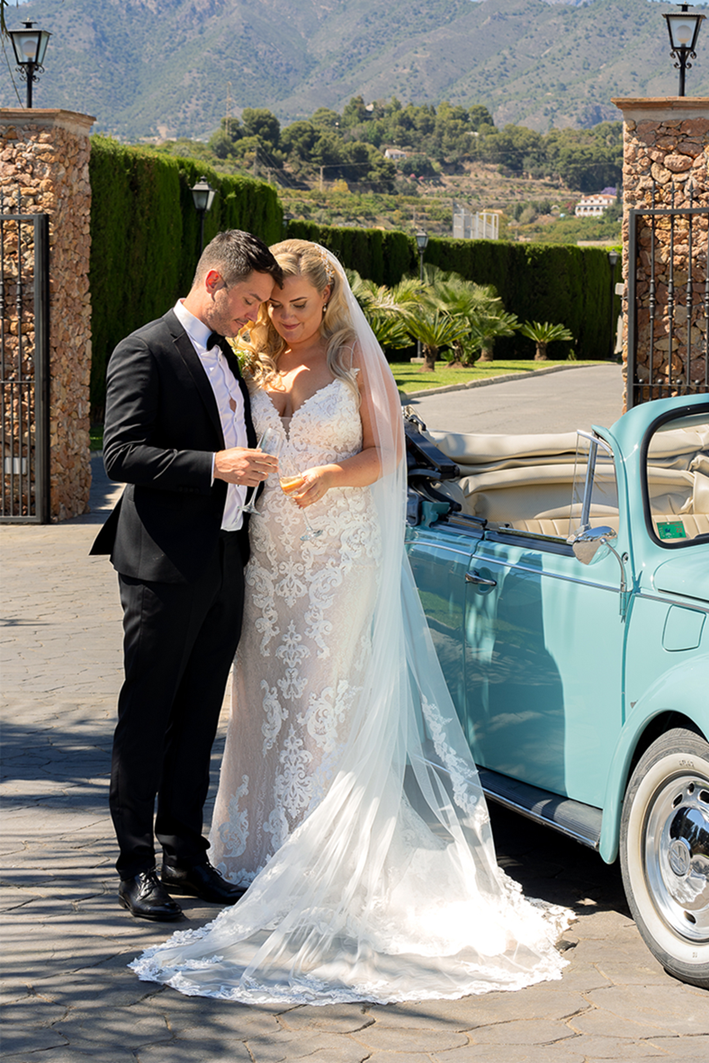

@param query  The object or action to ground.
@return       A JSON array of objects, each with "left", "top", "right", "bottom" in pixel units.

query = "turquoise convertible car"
[{"left": 405, "top": 392, "right": 709, "bottom": 988}]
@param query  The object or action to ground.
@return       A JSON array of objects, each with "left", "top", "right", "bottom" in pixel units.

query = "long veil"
[{"left": 130, "top": 247, "right": 573, "bottom": 1004}]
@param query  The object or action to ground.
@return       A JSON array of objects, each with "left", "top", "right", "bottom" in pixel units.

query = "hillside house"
[{"left": 575, "top": 190, "right": 617, "bottom": 217}]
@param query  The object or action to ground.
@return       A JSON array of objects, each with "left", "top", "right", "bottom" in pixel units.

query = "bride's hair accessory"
[{"left": 316, "top": 245, "right": 336, "bottom": 286}]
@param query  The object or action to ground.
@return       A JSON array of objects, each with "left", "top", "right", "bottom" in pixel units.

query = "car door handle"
[{"left": 465, "top": 570, "right": 497, "bottom": 588}]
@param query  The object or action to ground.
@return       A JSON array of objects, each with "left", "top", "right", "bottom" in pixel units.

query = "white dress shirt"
[{"left": 173, "top": 300, "right": 248, "bottom": 531}]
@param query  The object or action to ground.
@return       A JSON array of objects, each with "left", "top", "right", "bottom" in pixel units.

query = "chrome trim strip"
[
  {"left": 496, "top": 527, "right": 573, "bottom": 547},
  {"left": 408, "top": 543, "right": 472, "bottom": 562},
  {"left": 635, "top": 591, "right": 709, "bottom": 615},
  {"left": 472, "top": 553, "right": 619, "bottom": 593}
]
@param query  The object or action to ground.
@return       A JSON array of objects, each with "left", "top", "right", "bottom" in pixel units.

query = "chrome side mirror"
[{"left": 570, "top": 525, "right": 617, "bottom": 566}]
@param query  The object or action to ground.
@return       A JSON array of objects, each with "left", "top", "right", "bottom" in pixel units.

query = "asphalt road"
[
  {"left": 2, "top": 363, "right": 708, "bottom": 1063},
  {"left": 404, "top": 362, "right": 625, "bottom": 435}
]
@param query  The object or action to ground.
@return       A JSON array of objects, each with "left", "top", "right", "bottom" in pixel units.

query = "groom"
[{"left": 92, "top": 230, "right": 282, "bottom": 920}]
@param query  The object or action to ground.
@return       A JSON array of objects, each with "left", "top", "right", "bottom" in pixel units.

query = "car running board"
[{"left": 477, "top": 767, "right": 603, "bottom": 850}]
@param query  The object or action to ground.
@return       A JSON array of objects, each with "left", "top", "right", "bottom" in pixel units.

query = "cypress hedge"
[
  {"left": 89, "top": 137, "right": 282, "bottom": 417},
  {"left": 286, "top": 220, "right": 614, "bottom": 361},
  {"left": 424, "top": 236, "right": 612, "bottom": 361},
  {"left": 286, "top": 220, "right": 414, "bottom": 288}
]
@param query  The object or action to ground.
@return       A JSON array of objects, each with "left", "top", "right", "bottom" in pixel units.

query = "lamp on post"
[
  {"left": 8, "top": 19, "right": 51, "bottom": 109},
  {"left": 190, "top": 176, "right": 216, "bottom": 257},
  {"left": 663, "top": 4, "right": 705, "bottom": 97},
  {"left": 607, "top": 250, "right": 620, "bottom": 361},
  {"left": 415, "top": 229, "right": 429, "bottom": 282},
  {"left": 415, "top": 230, "right": 429, "bottom": 361}
]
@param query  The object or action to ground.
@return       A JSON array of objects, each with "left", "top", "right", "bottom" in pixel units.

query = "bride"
[{"left": 131, "top": 240, "right": 572, "bottom": 1004}]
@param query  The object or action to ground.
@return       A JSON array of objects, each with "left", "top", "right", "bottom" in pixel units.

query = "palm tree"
[
  {"left": 366, "top": 312, "right": 412, "bottom": 351},
  {"left": 346, "top": 271, "right": 413, "bottom": 352},
  {"left": 519, "top": 320, "right": 574, "bottom": 361},
  {"left": 430, "top": 276, "right": 518, "bottom": 365},
  {"left": 403, "top": 309, "right": 468, "bottom": 372},
  {"left": 465, "top": 309, "right": 520, "bottom": 363},
  {"left": 389, "top": 276, "right": 426, "bottom": 312}
]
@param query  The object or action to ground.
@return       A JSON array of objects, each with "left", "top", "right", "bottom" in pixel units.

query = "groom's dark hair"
[{"left": 193, "top": 230, "right": 283, "bottom": 288}]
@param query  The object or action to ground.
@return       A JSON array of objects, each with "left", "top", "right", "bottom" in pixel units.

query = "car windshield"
[
  {"left": 569, "top": 431, "right": 618, "bottom": 537},
  {"left": 644, "top": 411, "right": 709, "bottom": 546}
]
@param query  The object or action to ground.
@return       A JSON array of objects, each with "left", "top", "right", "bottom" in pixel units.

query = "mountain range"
[{"left": 2, "top": 0, "right": 707, "bottom": 141}]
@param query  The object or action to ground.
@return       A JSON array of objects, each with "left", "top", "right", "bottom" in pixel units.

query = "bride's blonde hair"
[{"left": 242, "top": 239, "right": 359, "bottom": 399}]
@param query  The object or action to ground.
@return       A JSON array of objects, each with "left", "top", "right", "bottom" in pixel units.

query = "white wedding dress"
[
  {"left": 211, "top": 380, "right": 382, "bottom": 886},
  {"left": 131, "top": 377, "right": 573, "bottom": 1006}
]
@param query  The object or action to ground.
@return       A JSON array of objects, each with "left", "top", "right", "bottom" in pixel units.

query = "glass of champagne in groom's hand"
[{"left": 242, "top": 427, "right": 283, "bottom": 515}]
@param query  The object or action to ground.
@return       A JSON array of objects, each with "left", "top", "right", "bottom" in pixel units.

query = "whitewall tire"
[{"left": 620, "top": 727, "right": 709, "bottom": 987}]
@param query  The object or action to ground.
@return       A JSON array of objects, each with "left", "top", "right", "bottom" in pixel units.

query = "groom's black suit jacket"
[{"left": 91, "top": 308, "right": 256, "bottom": 579}]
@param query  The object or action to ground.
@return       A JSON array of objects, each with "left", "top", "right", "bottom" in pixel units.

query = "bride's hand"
[{"left": 291, "top": 466, "right": 334, "bottom": 508}]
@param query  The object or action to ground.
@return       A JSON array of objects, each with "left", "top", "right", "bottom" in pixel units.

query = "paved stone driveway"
[{"left": 2, "top": 369, "right": 709, "bottom": 1062}]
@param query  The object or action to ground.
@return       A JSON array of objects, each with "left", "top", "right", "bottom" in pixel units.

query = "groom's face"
[{"left": 206, "top": 269, "right": 275, "bottom": 338}]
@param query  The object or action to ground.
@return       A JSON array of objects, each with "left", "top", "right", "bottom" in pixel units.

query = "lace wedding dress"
[
  {"left": 131, "top": 378, "right": 573, "bottom": 1006},
  {"left": 211, "top": 379, "right": 382, "bottom": 885}
]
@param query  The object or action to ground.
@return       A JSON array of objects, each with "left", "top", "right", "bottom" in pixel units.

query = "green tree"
[
  {"left": 430, "top": 274, "right": 516, "bottom": 365},
  {"left": 241, "top": 108, "right": 281, "bottom": 150},
  {"left": 402, "top": 153, "right": 437, "bottom": 179},
  {"left": 312, "top": 131, "right": 347, "bottom": 169},
  {"left": 466, "top": 310, "right": 520, "bottom": 363},
  {"left": 544, "top": 126, "right": 621, "bottom": 192},
  {"left": 519, "top": 320, "right": 574, "bottom": 361},
  {"left": 280, "top": 120, "right": 318, "bottom": 166},
  {"left": 208, "top": 117, "right": 243, "bottom": 159},
  {"left": 404, "top": 309, "right": 468, "bottom": 372},
  {"left": 311, "top": 107, "right": 342, "bottom": 132},
  {"left": 479, "top": 124, "right": 545, "bottom": 174},
  {"left": 342, "top": 96, "right": 371, "bottom": 127},
  {"left": 468, "top": 104, "right": 495, "bottom": 131},
  {"left": 433, "top": 101, "right": 474, "bottom": 159},
  {"left": 348, "top": 272, "right": 415, "bottom": 352},
  {"left": 354, "top": 143, "right": 396, "bottom": 190},
  {"left": 229, "top": 135, "right": 263, "bottom": 168}
]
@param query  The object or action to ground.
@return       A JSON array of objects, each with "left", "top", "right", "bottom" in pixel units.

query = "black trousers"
[{"left": 109, "top": 532, "right": 245, "bottom": 878}]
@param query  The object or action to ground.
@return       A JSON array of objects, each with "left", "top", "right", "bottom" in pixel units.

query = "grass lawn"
[{"left": 391, "top": 358, "right": 596, "bottom": 394}]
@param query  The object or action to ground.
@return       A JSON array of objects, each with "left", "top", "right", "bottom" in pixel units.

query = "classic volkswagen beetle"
[{"left": 405, "top": 392, "right": 709, "bottom": 988}]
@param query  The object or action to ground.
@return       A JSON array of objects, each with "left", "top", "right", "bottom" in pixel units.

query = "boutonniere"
[{"left": 227, "top": 338, "right": 250, "bottom": 370}]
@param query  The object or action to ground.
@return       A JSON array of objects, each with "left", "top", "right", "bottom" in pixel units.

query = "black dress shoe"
[
  {"left": 161, "top": 859, "right": 245, "bottom": 905},
  {"left": 118, "top": 869, "right": 183, "bottom": 921}
]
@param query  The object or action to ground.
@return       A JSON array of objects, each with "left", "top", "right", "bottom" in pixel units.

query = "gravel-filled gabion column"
[
  {"left": 613, "top": 97, "right": 709, "bottom": 409},
  {"left": 1, "top": 108, "right": 95, "bottom": 520}
]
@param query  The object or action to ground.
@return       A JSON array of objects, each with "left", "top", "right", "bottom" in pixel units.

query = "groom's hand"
[{"left": 214, "top": 447, "right": 277, "bottom": 486}]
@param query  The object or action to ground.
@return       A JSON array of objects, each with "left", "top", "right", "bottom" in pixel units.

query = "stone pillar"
[
  {"left": 0, "top": 108, "right": 95, "bottom": 520},
  {"left": 612, "top": 98, "right": 709, "bottom": 409}
]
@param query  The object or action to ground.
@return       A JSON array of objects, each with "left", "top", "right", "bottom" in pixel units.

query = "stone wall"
[
  {"left": 612, "top": 98, "right": 709, "bottom": 408},
  {"left": 0, "top": 108, "right": 94, "bottom": 520}
]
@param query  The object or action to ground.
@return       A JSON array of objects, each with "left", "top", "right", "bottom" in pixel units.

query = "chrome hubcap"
[{"left": 646, "top": 775, "right": 709, "bottom": 942}]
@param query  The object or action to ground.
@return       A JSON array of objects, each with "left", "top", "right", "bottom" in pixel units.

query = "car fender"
[{"left": 598, "top": 652, "right": 709, "bottom": 863}]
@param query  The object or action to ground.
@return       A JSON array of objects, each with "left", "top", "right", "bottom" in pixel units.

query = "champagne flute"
[
  {"left": 242, "top": 427, "right": 282, "bottom": 515},
  {"left": 279, "top": 469, "right": 323, "bottom": 541}
]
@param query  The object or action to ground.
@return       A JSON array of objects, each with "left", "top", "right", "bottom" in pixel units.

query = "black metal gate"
[
  {"left": 627, "top": 184, "right": 709, "bottom": 409},
  {"left": 0, "top": 191, "right": 50, "bottom": 522}
]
